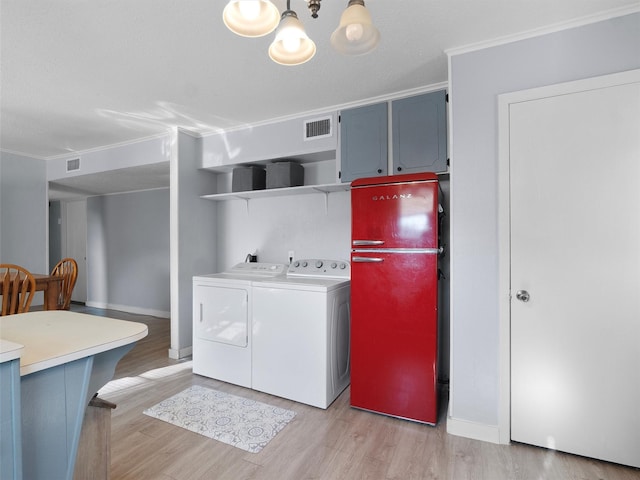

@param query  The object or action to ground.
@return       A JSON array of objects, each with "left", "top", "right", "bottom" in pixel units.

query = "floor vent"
[
  {"left": 66, "top": 158, "right": 80, "bottom": 172},
  {"left": 304, "top": 116, "right": 332, "bottom": 140}
]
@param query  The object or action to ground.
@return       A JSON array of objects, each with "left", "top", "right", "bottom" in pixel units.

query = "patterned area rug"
[{"left": 143, "top": 385, "right": 296, "bottom": 453}]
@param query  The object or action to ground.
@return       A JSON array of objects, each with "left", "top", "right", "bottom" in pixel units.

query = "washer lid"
[{"left": 193, "top": 262, "right": 287, "bottom": 283}]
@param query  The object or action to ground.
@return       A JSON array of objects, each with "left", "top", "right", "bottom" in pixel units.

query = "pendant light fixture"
[
  {"left": 331, "top": 0, "right": 379, "bottom": 55},
  {"left": 222, "top": 0, "right": 280, "bottom": 37},
  {"left": 268, "top": 3, "right": 316, "bottom": 66},
  {"left": 222, "top": 0, "right": 380, "bottom": 65}
]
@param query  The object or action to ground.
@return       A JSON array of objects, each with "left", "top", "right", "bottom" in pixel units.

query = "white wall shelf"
[{"left": 201, "top": 182, "right": 350, "bottom": 202}]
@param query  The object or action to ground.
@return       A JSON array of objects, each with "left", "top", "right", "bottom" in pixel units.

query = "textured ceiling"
[{"left": 2, "top": 0, "right": 638, "bottom": 198}]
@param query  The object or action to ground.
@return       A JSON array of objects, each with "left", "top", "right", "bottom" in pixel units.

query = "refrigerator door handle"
[
  {"left": 353, "top": 240, "right": 385, "bottom": 246},
  {"left": 353, "top": 248, "right": 440, "bottom": 254},
  {"left": 352, "top": 256, "right": 384, "bottom": 263}
]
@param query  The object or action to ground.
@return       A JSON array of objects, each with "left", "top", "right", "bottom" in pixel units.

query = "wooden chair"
[
  {"left": 0, "top": 264, "right": 36, "bottom": 315},
  {"left": 51, "top": 257, "right": 78, "bottom": 310}
]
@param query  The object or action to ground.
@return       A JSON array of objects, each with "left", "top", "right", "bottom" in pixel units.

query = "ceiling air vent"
[
  {"left": 66, "top": 158, "right": 80, "bottom": 172},
  {"left": 303, "top": 116, "right": 332, "bottom": 141}
]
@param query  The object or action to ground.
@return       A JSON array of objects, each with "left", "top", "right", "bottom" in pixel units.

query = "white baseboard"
[
  {"left": 446, "top": 416, "right": 502, "bottom": 444},
  {"left": 168, "top": 346, "right": 192, "bottom": 360},
  {"left": 85, "top": 301, "right": 170, "bottom": 319}
]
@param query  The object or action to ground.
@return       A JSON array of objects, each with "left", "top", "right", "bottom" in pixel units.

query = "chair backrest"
[
  {"left": 51, "top": 257, "right": 78, "bottom": 310},
  {"left": 0, "top": 264, "right": 36, "bottom": 315}
]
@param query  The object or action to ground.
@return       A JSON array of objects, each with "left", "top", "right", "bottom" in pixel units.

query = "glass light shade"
[
  {"left": 268, "top": 12, "right": 316, "bottom": 66},
  {"left": 223, "top": 0, "right": 279, "bottom": 37},
  {"left": 330, "top": 2, "right": 380, "bottom": 55}
]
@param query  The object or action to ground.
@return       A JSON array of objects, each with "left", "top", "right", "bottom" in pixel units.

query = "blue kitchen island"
[{"left": 0, "top": 310, "right": 147, "bottom": 480}]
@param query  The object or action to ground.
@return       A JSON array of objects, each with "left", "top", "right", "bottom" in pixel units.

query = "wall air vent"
[
  {"left": 66, "top": 158, "right": 80, "bottom": 172},
  {"left": 303, "top": 116, "right": 332, "bottom": 141}
]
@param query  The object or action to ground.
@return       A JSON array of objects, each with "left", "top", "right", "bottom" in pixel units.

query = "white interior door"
[
  {"left": 65, "top": 199, "right": 87, "bottom": 303},
  {"left": 509, "top": 73, "right": 640, "bottom": 467}
]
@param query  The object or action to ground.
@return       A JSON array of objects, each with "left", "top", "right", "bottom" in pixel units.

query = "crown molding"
[
  {"left": 44, "top": 131, "right": 171, "bottom": 161},
  {"left": 446, "top": 4, "right": 640, "bottom": 58},
  {"left": 197, "top": 81, "right": 449, "bottom": 138}
]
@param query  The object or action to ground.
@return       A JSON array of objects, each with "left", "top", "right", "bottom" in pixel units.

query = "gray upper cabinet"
[
  {"left": 392, "top": 90, "right": 447, "bottom": 174},
  {"left": 340, "top": 90, "right": 448, "bottom": 183},
  {"left": 339, "top": 102, "right": 388, "bottom": 183}
]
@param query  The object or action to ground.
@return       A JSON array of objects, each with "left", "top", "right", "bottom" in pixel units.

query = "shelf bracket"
[{"left": 311, "top": 186, "right": 330, "bottom": 213}]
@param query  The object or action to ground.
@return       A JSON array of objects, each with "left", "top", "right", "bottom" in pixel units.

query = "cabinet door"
[
  {"left": 339, "top": 102, "right": 388, "bottom": 183},
  {"left": 392, "top": 90, "right": 447, "bottom": 174}
]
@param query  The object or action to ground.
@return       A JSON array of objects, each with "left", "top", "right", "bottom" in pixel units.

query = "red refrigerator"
[{"left": 350, "top": 172, "right": 440, "bottom": 424}]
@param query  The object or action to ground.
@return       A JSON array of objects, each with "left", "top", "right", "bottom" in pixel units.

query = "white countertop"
[
  {"left": 0, "top": 310, "right": 148, "bottom": 375},
  {"left": 0, "top": 338, "right": 24, "bottom": 363}
]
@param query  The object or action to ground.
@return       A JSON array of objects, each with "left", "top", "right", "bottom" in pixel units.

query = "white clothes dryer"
[
  {"left": 251, "top": 259, "right": 351, "bottom": 409},
  {"left": 192, "top": 263, "right": 286, "bottom": 388}
]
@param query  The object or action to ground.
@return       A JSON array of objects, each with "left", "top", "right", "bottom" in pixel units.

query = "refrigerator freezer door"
[
  {"left": 351, "top": 177, "right": 438, "bottom": 249},
  {"left": 350, "top": 251, "right": 439, "bottom": 424}
]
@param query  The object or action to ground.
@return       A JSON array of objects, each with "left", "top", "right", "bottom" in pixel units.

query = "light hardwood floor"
[{"left": 77, "top": 306, "right": 639, "bottom": 480}]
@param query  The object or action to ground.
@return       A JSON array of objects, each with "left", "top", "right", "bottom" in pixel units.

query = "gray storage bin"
[
  {"left": 266, "top": 161, "right": 304, "bottom": 189},
  {"left": 232, "top": 166, "right": 266, "bottom": 192}
]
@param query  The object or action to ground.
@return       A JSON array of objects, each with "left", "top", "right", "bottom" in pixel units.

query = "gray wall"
[
  {"left": 86, "top": 188, "right": 170, "bottom": 316},
  {"left": 0, "top": 151, "right": 48, "bottom": 277},
  {"left": 215, "top": 192, "right": 351, "bottom": 270},
  {"left": 172, "top": 131, "right": 218, "bottom": 358},
  {"left": 448, "top": 13, "right": 640, "bottom": 431}
]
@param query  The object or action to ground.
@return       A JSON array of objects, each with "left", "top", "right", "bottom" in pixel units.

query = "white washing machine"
[
  {"left": 192, "top": 263, "right": 286, "bottom": 388},
  {"left": 252, "top": 259, "right": 351, "bottom": 409}
]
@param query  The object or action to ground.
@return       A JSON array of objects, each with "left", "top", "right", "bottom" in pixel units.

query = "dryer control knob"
[
  {"left": 331, "top": 262, "right": 337, "bottom": 269},
  {"left": 315, "top": 260, "right": 323, "bottom": 268},
  {"left": 302, "top": 261, "right": 308, "bottom": 267},
  {"left": 340, "top": 263, "right": 347, "bottom": 269},
  {"left": 293, "top": 261, "right": 300, "bottom": 267}
]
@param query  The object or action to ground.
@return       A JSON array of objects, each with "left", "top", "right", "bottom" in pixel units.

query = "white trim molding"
[
  {"left": 447, "top": 416, "right": 501, "bottom": 444},
  {"left": 198, "top": 82, "right": 449, "bottom": 138},
  {"left": 446, "top": 4, "right": 640, "bottom": 58},
  {"left": 85, "top": 301, "right": 170, "bottom": 319},
  {"left": 45, "top": 132, "right": 171, "bottom": 161},
  {"left": 168, "top": 346, "right": 193, "bottom": 360}
]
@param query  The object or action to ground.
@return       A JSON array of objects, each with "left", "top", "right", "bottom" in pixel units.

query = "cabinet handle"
[
  {"left": 397, "top": 167, "right": 402, "bottom": 171},
  {"left": 200, "top": 303, "right": 203, "bottom": 322},
  {"left": 377, "top": 169, "right": 382, "bottom": 174}
]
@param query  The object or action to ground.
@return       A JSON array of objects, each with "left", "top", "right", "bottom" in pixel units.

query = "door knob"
[{"left": 516, "top": 290, "right": 530, "bottom": 302}]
